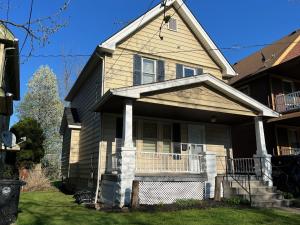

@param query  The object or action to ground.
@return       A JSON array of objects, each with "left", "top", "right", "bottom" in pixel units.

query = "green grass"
[{"left": 17, "top": 191, "right": 300, "bottom": 225}]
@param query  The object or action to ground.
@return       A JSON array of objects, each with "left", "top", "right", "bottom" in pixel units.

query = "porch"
[
  {"left": 95, "top": 75, "right": 278, "bottom": 207},
  {"left": 275, "top": 91, "right": 300, "bottom": 113}
]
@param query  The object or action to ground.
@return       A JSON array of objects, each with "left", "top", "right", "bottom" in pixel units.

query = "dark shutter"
[
  {"left": 196, "top": 68, "right": 203, "bottom": 76},
  {"left": 176, "top": 64, "right": 183, "bottom": 79},
  {"left": 133, "top": 54, "right": 142, "bottom": 85},
  {"left": 157, "top": 60, "right": 165, "bottom": 82},
  {"left": 116, "top": 117, "right": 123, "bottom": 139}
]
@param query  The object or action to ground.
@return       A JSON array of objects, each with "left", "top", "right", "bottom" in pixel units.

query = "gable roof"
[
  {"left": 230, "top": 29, "right": 300, "bottom": 84},
  {"left": 99, "top": 0, "right": 236, "bottom": 77},
  {"left": 59, "top": 107, "right": 81, "bottom": 134},
  {"left": 94, "top": 74, "right": 279, "bottom": 118}
]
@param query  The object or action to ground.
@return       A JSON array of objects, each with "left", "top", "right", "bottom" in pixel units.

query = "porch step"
[{"left": 223, "top": 179, "right": 289, "bottom": 208}]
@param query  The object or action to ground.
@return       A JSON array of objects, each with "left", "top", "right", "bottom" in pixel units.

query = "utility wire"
[{"left": 20, "top": 0, "right": 34, "bottom": 54}]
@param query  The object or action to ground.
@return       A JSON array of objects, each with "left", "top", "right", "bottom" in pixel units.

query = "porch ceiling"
[
  {"left": 99, "top": 96, "right": 254, "bottom": 125},
  {"left": 267, "top": 111, "right": 300, "bottom": 126}
]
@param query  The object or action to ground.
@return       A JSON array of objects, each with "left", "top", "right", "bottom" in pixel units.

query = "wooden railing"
[
  {"left": 227, "top": 158, "right": 256, "bottom": 175},
  {"left": 136, "top": 152, "right": 206, "bottom": 173},
  {"left": 275, "top": 91, "right": 300, "bottom": 113}
]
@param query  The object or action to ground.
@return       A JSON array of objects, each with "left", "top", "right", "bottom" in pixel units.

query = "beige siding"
[
  {"left": 139, "top": 84, "right": 257, "bottom": 116},
  {"left": 101, "top": 114, "right": 231, "bottom": 174},
  {"left": 71, "top": 63, "right": 102, "bottom": 181},
  {"left": 104, "top": 7, "right": 223, "bottom": 92},
  {"left": 206, "top": 124, "right": 232, "bottom": 174},
  {"left": 69, "top": 129, "right": 80, "bottom": 178}
]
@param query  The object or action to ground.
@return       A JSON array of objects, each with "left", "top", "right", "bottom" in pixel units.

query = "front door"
[{"left": 188, "top": 124, "right": 205, "bottom": 172}]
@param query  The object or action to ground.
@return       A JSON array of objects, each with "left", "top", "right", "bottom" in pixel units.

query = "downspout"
[{"left": 94, "top": 53, "right": 105, "bottom": 204}]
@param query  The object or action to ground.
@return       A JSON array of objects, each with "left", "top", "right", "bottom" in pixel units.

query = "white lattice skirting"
[{"left": 139, "top": 181, "right": 206, "bottom": 205}]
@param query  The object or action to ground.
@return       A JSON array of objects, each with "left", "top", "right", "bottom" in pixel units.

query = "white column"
[
  {"left": 115, "top": 99, "right": 136, "bottom": 207},
  {"left": 204, "top": 152, "right": 217, "bottom": 199},
  {"left": 254, "top": 116, "right": 268, "bottom": 156},
  {"left": 122, "top": 100, "right": 134, "bottom": 148},
  {"left": 253, "top": 116, "right": 272, "bottom": 186}
]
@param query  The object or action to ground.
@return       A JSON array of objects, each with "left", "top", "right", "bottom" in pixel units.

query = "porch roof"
[
  {"left": 267, "top": 111, "right": 300, "bottom": 126},
  {"left": 94, "top": 74, "right": 279, "bottom": 118}
]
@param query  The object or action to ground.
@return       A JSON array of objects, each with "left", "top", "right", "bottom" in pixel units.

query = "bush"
[
  {"left": 175, "top": 199, "right": 201, "bottom": 208},
  {"left": 22, "top": 169, "right": 52, "bottom": 192},
  {"left": 224, "top": 197, "right": 250, "bottom": 206}
]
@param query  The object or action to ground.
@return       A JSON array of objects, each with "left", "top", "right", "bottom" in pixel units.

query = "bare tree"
[{"left": 0, "top": 0, "right": 71, "bottom": 58}]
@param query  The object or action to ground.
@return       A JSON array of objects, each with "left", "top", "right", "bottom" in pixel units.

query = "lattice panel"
[{"left": 139, "top": 181, "right": 205, "bottom": 205}]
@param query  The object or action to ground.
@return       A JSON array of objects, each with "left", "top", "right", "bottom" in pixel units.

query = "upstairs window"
[
  {"left": 133, "top": 55, "right": 165, "bottom": 85},
  {"left": 183, "top": 66, "right": 196, "bottom": 77},
  {"left": 168, "top": 18, "right": 177, "bottom": 31},
  {"left": 142, "top": 58, "right": 156, "bottom": 84}
]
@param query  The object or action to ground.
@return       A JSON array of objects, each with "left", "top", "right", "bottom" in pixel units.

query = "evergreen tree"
[{"left": 17, "top": 65, "right": 64, "bottom": 176}]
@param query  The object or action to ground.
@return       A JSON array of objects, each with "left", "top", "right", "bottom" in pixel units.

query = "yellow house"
[{"left": 60, "top": 0, "right": 279, "bottom": 207}]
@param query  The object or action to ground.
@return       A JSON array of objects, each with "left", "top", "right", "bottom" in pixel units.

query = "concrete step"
[
  {"left": 224, "top": 180, "right": 267, "bottom": 189},
  {"left": 237, "top": 193, "right": 283, "bottom": 201},
  {"left": 230, "top": 186, "right": 277, "bottom": 195}
]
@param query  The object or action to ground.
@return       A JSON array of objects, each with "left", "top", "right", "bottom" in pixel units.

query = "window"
[
  {"left": 142, "top": 58, "right": 156, "bottom": 84},
  {"left": 239, "top": 86, "right": 250, "bottom": 95},
  {"left": 168, "top": 18, "right": 177, "bottom": 31},
  {"left": 282, "top": 80, "right": 294, "bottom": 94},
  {"left": 183, "top": 66, "right": 196, "bottom": 77},
  {"left": 143, "top": 122, "right": 158, "bottom": 152},
  {"left": 162, "top": 124, "right": 172, "bottom": 153}
]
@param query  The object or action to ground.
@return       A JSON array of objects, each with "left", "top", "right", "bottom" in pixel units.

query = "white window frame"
[
  {"left": 141, "top": 57, "right": 157, "bottom": 84},
  {"left": 167, "top": 18, "right": 177, "bottom": 32},
  {"left": 183, "top": 66, "right": 196, "bottom": 77}
]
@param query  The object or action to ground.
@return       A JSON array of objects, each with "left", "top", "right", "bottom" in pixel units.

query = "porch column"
[
  {"left": 253, "top": 116, "right": 272, "bottom": 186},
  {"left": 115, "top": 99, "right": 136, "bottom": 208}
]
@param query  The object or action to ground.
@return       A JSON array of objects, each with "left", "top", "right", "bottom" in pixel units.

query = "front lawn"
[{"left": 17, "top": 191, "right": 300, "bottom": 225}]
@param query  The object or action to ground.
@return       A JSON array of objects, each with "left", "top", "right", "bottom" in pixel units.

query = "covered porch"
[{"left": 94, "top": 75, "right": 278, "bottom": 207}]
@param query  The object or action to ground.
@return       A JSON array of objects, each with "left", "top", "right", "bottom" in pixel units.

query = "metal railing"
[
  {"left": 226, "top": 158, "right": 256, "bottom": 175},
  {"left": 275, "top": 91, "right": 300, "bottom": 113},
  {"left": 136, "top": 152, "right": 206, "bottom": 173}
]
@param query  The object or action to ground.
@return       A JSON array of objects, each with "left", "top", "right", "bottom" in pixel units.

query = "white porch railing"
[
  {"left": 279, "top": 147, "right": 300, "bottom": 156},
  {"left": 275, "top": 91, "right": 300, "bottom": 113},
  {"left": 135, "top": 152, "right": 206, "bottom": 173}
]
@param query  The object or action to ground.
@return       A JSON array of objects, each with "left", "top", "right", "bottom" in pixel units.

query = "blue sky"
[{"left": 4, "top": 0, "right": 300, "bottom": 125}]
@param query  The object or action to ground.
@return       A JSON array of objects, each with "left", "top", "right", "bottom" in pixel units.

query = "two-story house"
[
  {"left": 60, "top": 0, "right": 278, "bottom": 208},
  {"left": 230, "top": 29, "right": 300, "bottom": 157},
  {"left": 0, "top": 24, "right": 20, "bottom": 153}
]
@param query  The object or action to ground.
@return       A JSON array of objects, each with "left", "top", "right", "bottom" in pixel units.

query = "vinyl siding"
[
  {"left": 104, "top": 6, "right": 223, "bottom": 92},
  {"left": 139, "top": 83, "right": 257, "bottom": 116},
  {"left": 70, "top": 63, "right": 102, "bottom": 181},
  {"left": 101, "top": 114, "right": 231, "bottom": 174}
]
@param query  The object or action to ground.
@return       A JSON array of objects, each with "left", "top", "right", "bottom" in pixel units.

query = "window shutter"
[
  {"left": 157, "top": 60, "right": 165, "bottom": 82},
  {"left": 196, "top": 68, "right": 203, "bottom": 76},
  {"left": 133, "top": 54, "right": 142, "bottom": 85},
  {"left": 176, "top": 64, "right": 183, "bottom": 78}
]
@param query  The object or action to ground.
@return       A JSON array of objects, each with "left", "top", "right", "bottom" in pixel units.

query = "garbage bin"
[{"left": 0, "top": 179, "right": 25, "bottom": 225}]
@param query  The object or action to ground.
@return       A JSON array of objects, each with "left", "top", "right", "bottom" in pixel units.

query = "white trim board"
[
  {"left": 98, "top": 0, "right": 236, "bottom": 77},
  {"left": 110, "top": 74, "right": 279, "bottom": 118}
]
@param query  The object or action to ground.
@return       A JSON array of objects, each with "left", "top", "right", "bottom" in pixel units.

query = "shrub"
[
  {"left": 224, "top": 197, "right": 250, "bottom": 206},
  {"left": 23, "top": 169, "right": 52, "bottom": 192},
  {"left": 283, "top": 192, "right": 294, "bottom": 199},
  {"left": 175, "top": 199, "right": 201, "bottom": 208}
]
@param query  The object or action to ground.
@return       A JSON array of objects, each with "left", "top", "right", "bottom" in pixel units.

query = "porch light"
[{"left": 210, "top": 116, "right": 217, "bottom": 123}]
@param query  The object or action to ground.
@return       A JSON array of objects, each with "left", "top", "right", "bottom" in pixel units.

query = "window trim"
[
  {"left": 141, "top": 57, "right": 157, "bottom": 84},
  {"left": 183, "top": 66, "right": 196, "bottom": 77}
]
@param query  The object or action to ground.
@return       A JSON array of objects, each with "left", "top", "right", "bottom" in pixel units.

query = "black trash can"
[{"left": 0, "top": 179, "right": 25, "bottom": 225}]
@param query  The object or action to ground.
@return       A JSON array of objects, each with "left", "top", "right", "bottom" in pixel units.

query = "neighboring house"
[
  {"left": 230, "top": 29, "right": 300, "bottom": 157},
  {"left": 0, "top": 24, "right": 20, "bottom": 149},
  {"left": 60, "top": 0, "right": 278, "bottom": 207}
]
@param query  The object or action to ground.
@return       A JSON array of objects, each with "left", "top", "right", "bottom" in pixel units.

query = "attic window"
[{"left": 168, "top": 18, "right": 177, "bottom": 31}]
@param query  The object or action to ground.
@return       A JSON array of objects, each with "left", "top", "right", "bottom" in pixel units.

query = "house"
[
  {"left": 0, "top": 24, "right": 20, "bottom": 149},
  {"left": 230, "top": 29, "right": 300, "bottom": 157},
  {"left": 60, "top": 0, "right": 278, "bottom": 207}
]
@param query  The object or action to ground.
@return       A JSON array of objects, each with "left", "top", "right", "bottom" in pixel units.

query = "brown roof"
[{"left": 230, "top": 29, "right": 300, "bottom": 84}]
